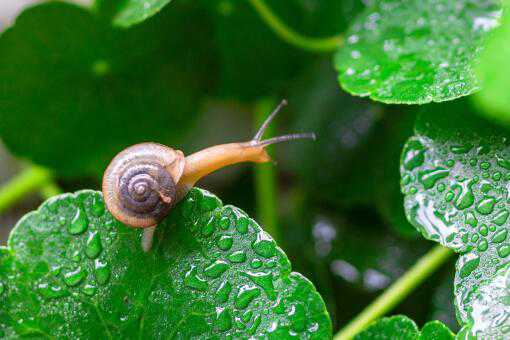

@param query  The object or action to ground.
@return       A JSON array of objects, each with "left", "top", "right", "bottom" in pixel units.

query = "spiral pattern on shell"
[{"left": 102, "top": 143, "right": 183, "bottom": 228}]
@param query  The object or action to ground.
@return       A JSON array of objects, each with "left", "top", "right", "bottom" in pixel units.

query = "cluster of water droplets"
[
  {"left": 401, "top": 133, "right": 510, "bottom": 328},
  {"left": 164, "top": 189, "right": 327, "bottom": 338},
  {"left": 336, "top": 0, "right": 500, "bottom": 103}
]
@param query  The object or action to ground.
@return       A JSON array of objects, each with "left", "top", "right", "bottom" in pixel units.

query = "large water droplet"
[
  {"left": 245, "top": 271, "right": 276, "bottom": 300},
  {"left": 184, "top": 266, "right": 208, "bottom": 291},
  {"left": 204, "top": 260, "right": 229, "bottom": 279},
  {"left": 493, "top": 210, "right": 509, "bottom": 226},
  {"left": 63, "top": 266, "right": 87, "bottom": 287},
  {"left": 235, "top": 285, "right": 261, "bottom": 309},
  {"left": 497, "top": 245, "right": 510, "bottom": 258},
  {"left": 452, "top": 180, "right": 475, "bottom": 210},
  {"left": 492, "top": 230, "right": 508, "bottom": 244},
  {"left": 95, "top": 259, "right": 110, "bottom": 285},
  {"left": 227, "top": 250, "right": 247, "bottom": 263},
  {"left": 217, "top": 235, "right": 233, "bottom": 251},
  {"left": 252, "top": 232, "right": 276, "bottom": 259},
  {"left": 37, "top": 282, "right": 69, "bottom": 299},
  {"left": 476, "top": 197, "right": 496, "bottom": 215},
  {"left": 419, "top": 167, "right": 449, "bottom": 189},
  {"left": 68, "top": 208, "right": 88, "bottom": 235},
  {"left": 85, "top": 231, "right": 102, "bottom": 259},
  {"left": 477, "top": 239, "right": 488, "bottom": 252},
  {"left": 82, "top": 284, "right": 97, "bottom": 296},
  {"left": 215, "top": 280, "right": 232, "bottom": 303},
  {"left": 459, "top": 254, "right": 480, "bottom": 278},
  {"left": 403, "top": 140, "right": 426, "bottom": 170},
  {"left": 236, "top": 218, "right": 249, "bottom": 234},
  {"left": 215, "top": 307, "right": 232, "bottom": 332},
  {"left": 91, "top": 195, "right": 105, "bottom": 217}
]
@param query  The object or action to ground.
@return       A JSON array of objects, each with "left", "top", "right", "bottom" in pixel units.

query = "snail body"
[{"left": 102, "top": 100, "right": 314, "bottom": 251}]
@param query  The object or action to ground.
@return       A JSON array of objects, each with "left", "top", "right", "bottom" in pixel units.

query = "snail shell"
[{"left": 102, "top": 143, "right": 185, "bottom": 228}]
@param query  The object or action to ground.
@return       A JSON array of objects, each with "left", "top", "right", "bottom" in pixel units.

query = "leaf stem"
[
  {"left": 254, "top": 98, "right": 279, "bottom": 241},
  {"left": 0, "top": 166, "right": 59, "bottom": 214},
  {"left": 247, "top": 0, "right": 343, "bottom": 53},
  {"left": 334, "top": 245, "right": 453, "bottom": 340}
]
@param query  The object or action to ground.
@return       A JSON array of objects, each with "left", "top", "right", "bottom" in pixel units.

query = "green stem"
[
  {"left": 254, "top": 99, "right": 279, "bottom": 241},
  {"left": 40, "top": 181, "right": 63, "bottom": 200},
  {"left": 247, "top": 0, "right": 343, "bottom": 53},
  {"left": 0, "top": 166, "right": 58, "bottom": 214},
  {"left": 334, "top": 245, "right": 453, "bottom": 340}
]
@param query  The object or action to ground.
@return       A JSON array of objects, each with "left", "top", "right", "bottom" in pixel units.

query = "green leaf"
[
  {"left": 457, "top": 262, "right": 510, "bottom": 339},
  {"left": 0, "top": 2, "right": 216, "bottom": 177},
  {"left": 475, "top": 2, "right": 510, "bottom": 124},
  {"left": 354, "top": 315, "right": 454, "bottom": 339},
  {"left": 400, "top": 100, "right": 510, "bottom": 336},
  {"left": 113, "top": 0, "right": 172, "bottom": 28},
  {"left": 0, "top": 188, "right": 331, "bottom": 338},
  {"left": 335, "top": 0, "right": 501, "bottom": 104}
]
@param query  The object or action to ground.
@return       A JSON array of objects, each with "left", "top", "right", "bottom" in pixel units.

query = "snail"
[{"left": 102, "top": 100, "right": 314, "bottom": 252}]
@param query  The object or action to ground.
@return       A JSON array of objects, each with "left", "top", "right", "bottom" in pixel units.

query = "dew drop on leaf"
[
  {"left": 215, "top": 280, "right": 232, "bottom": 304},
  {"left": 476, "top": 197, "right": 496, "bottom": 215},
  {"left": 227, "top": 250, "right": 247, "bottom": 263},
  {"left": 252, "top": 233, "right": 276, "bottom": 259},
  {"left": 235, "top": 285, "right": 261, "bottom": 309},
  {"left": 85, "top": 231, "right": 102, "bottom": 259},
  {"left": 184, "top": 266, "right": 209, "bottom": 291},
  {"left": 204, "top": 260, "right": 229, "bottom": 279},
  {"left": 68, "top": 207, "right": 88, "bottom": 235},
  {"left": 94, "top": 259, "right": 110, "bottom": 285},
  {"left": 63, "top": 266, "right": 87, "bottom": 287}
]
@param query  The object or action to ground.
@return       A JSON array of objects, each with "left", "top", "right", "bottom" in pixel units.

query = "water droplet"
[
  {"left": 217, "top": 235, "right": 233, "bottom": 251},
  {"left": 437, "top": 183, "right": 446, "bottom": 192},
  {"left": 289, "top": 304, "right": 307, "bottom": 332},
  {"left": 68, "top": 208, "right": 88, "bottom": 235},
  {"left": 465, "top": 213, "right": 478, "bottom": 227},
  {"left": 204, "top": 260, "right": 229, "bottom": 279},
  {"left": 252, "top": 233, "right": 276, "bottom": 258},
  {"left": 236, "top": 217, "right": 249, "bottom": 234},
  {"left": 242, "top": 310, "right": 253, "bottom": 323},
  {"left": 492, "top": 230, "right": 508, "bottom": 243},
  {"left": 493, "top": 210, "right": 509, "bottom": 225},
  {"left": 493, "top": 172, "right": 502, "bottom": 181},
  {"left": 446, "top": 159, "right": 455, "bottom": 168},
  {"left": 403, "top": 140, "right": 426, "bottom": 170},
  {"left": 216, "top": 307, "right": 232, "bottom": 332},
  {"left": 480, "top": 182, "right": 493, "bottom": 193},
  {"left": 202, "top": 217, "right": 215, "bottom": 237},
  {"left": 459, "top": 255, "right": 480, "bottom": 278},
  {"left": 497, "top": 156, "right": 510, "bottom": 170},
  {"left": 477, "top": 239, "right": 488, "bottom": 252},
  {"left": 37, "top": 282, "right": 69, "bottom": 299},
  {"left": 91, "top": 196, "right": 104, "bottom": 217},
  {"left": 227, "top": 250, "right": 247, "bottom": 263},
  {"left": 94, "top": 259, "right": 110, "bottom": 285},
  {"left": 215, "top": 281, "right": 232, "bottom": 303},
  {"left": 235, "top": 285, "right": 261, "bottom": 309},
  {"left": 85, "top": 231, "right": 102, "bottom": 259},
  {"left": 445, "top": 191, "right": 454, "bottom": 202},
  {"left": 184, "top": 266, "right": 208, "bottom": 291},
  {"left": 247, "top": 314, "right": 262, "bottom": 335},
  {"left": 82, "top": 284, "right": 96, "bottom": 296},
  {"left": 250, "top": 259, "right": 263, "bottom": 269},
  {"left": 476, "top": 197, "right": 496, "bottom": 215},
  {"left": 479, "top": 224, "right": 488, "bottom": 236},
  {"left": 452, "top": 180, "right": 474, "bottom": 210},
  {"left": 245, "top": 271, "right": 276, "bottom": 300},
  {"left": 498, "top": 245, "right": 510, "bottom": 258},
  {"left": 272, "top": 295, "right": 285, "bottom": 314},
  {"left": 451, "top": 143, "right": 473, "bottom": 154},
  {"left": 419, "top": 167, "right": 449, "bottom": 189},
  {"left": 471, "top": 234, "right": 479, "bottom": 242},
  {"left": 480, "top": 162, "right": 491, "bottom": 170},
  {"left": 489, "top": 225, "right": 497, "bottom": 232},
  {"left": 219, "top": 217, "right": 230, "bottom": 230},
  {"left": 63, "top": 266, "right": 87, "bottom": 287}
]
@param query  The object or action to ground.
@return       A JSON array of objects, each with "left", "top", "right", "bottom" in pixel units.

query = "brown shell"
[{"left": 102, "top": 143, "right": 185, "bottom": 228}]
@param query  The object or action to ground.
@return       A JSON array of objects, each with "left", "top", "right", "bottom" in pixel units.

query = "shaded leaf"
[
  {"left": 113, "top": 0, "right": 173, "bottom": 28},
  {"left": 0, "top": 2, "right": 216, "bottom": 177},
  {"left": 335, "top": 0, "right": 500, "bottom": 104},
  {"left": 475, "top": 2, "right": 510, "bottom": 124},
  {"left": 354, "top": 315, "right": 454, "bottom": 339},
  {"left": 400, "top": 100, "right": 510, "bottom": 335},
  {"left": 0, "top": 188, "right": 331, "bottom": 338}
]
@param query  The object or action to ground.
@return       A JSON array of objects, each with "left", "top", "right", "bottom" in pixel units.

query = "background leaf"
[
  {"left": 400, "top": 100, "right": 510, "bottom": 336},
  {"left": 0, "top": 2, "right": 216, "bottom": 177},
  {"left": 354, "top": 315, "right": 454, "bottom": 339},
  {"left": 335, "top": 0, "right": 500, "bottom": 104},
  {"left": 113, "top": 0, "right": 173, "bottom": 27},
  {"left": 0, "top": 188, "right": 331, "bottom": 338},
  {"left": 475, "top": 2, "right": 510, "bottom": 124}
]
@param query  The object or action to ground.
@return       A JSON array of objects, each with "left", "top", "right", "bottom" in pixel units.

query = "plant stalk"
[
  {"left": 247, "top": 0, "right": 343, "bottom": 53},
  {"left": 334, "top": 245, "right": 453, "bottom": 340},
  {"left": 254, "top": 99, "right": 279, "bottom": 241}
]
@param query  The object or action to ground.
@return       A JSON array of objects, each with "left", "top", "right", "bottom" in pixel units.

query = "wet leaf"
[
  {"left": 0, "top": 2, "right": 216, "bottom": 177},
  {"left": 400, "top": 100, "right": 510, "bottom": 336},
  {"left": 335, "top": 0, "right": 501, "bottom": 104},
  {"left": 475, "top": 2, "right": 510, "bottom": 124},
  {"left": 354, "top": 315, "right": 454, "bottom": 339},
  {"left": 113, "top": 0, "right": 173, "bottom": 28},
  {"left": 0, "top": 188, "right": 331, "bottom": 338}
]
